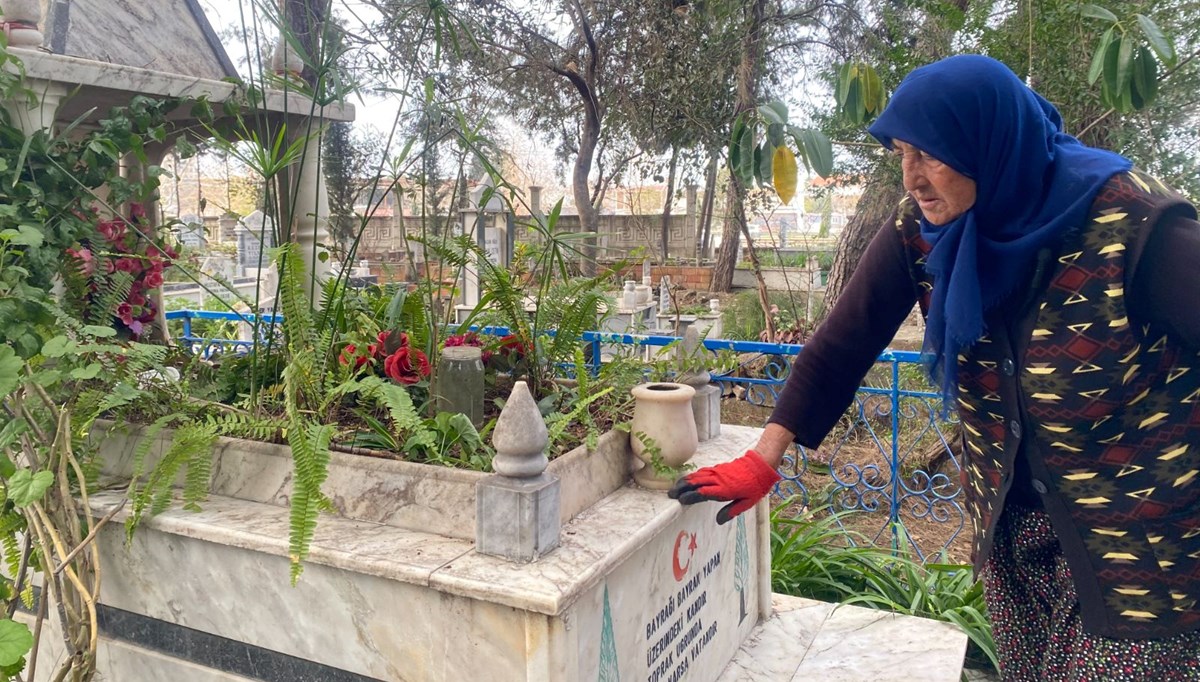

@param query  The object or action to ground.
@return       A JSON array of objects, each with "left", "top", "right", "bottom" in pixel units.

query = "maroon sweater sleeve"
[
  {"left": 767, "top": 218, "right": 919, "bottom": 448},
  {"left": 1129, "top": 212, "right": 1200, "bottom": 351}
]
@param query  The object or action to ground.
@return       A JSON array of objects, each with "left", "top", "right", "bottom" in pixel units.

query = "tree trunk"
[
  {"left": 698, "top": 154, "right": 718, "bottom": 260},
  {"left": 573, "top": 105, "right": 601, "bottom": 276},
  {"left": 710, "top": 0, "right": 766, "bottom": 292},
  {"left": 284, "top": 0, "right": 329, "bottom": 88},
  {"left": 822, "top": 169, "right": 904, "bottom": 313},
  {"left": 710, "top": 179, "right": 742, "bottom": 292},
  {"left": 660, "top": 147, "right": 679, "bottom": 260}
]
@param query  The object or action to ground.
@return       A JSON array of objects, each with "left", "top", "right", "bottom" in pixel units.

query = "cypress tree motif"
[
  {"left": 735, "top": 514, "right": 750, "bottom": 623},
  {"left": 598, "top": 585, "right": 620, "bottom": 681}
]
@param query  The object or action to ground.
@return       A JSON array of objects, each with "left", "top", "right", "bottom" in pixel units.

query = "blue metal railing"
[{"left": 165, "top": 309, "right": 964, "bottom": 560}]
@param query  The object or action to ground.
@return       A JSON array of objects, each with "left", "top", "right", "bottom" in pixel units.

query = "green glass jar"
[{"left": 434, "top": 346, "right": 485, "bottom": 426}]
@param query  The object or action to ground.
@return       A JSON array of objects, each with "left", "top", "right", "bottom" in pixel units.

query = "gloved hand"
[{"left": 668, "top": 450, "right": 781, "bottom": 524}]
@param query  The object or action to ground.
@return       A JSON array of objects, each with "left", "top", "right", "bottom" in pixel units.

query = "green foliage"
[
  {"left": 0, "top": 620, "right": 32, "bottom": 669},
  {"left": 439, "top": 199, "right": 615, "bottom": 398},
  {"left": 213, "top": 348, "right": 286, "bottom": 405},
  {"left": 632, "top": 432, "right": 693, "bottom": 478},
  {"left": 771, "top": 506, "right": 998, "bottom": 675},
  {"left": 835, "top": 62, "right": 888, "bottom": 126},
  {"left": 728, "top": 102, "right": 834, "bottom": 197},
  {"left": 350, "top": 375, "right": 492, "bottom": 469},
  {"left": 1076, "top": 4, "right": 1175, "bottom": 111},
  {"left": 0, "top": 81, "right": 183, "bottom": 356}
]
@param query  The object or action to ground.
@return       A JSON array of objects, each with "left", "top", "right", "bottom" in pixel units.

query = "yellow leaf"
[{"left": 772, "top": 146, "right": 798, "bottom": 205}]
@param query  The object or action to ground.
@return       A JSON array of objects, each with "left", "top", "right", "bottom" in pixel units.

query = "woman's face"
[{"left": 893, "top": 140, "right": 977, "bottom": 225}]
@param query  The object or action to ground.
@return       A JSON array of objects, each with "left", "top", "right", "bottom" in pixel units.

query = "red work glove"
[{"left": 668, "top": 450, "right": 781, "bottom": 524}]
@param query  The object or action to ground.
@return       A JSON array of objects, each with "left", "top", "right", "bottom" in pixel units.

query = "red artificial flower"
[
  {"left": 383, "top": 346, "right": 430, "bottom": 385},
  {"left": 130, "top": 203, "right": 147, "bottom": 221},
  {"left": 128, "top": 290, "right": 146, "bottom": 307},
  {"left": 338, "top": 343, "right": 371, "bottom": 370},
  {"left": 116, "top": 302, "right": 135, "bottom": 326},
  {"left": 498, "top": 334, "right": 529, "bottom": 357},
  {"left": 115, "top": 257, "right": 141, "bottom": 273}
]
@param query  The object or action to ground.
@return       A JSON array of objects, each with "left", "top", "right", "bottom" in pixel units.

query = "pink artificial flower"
[
  {"left": 114, "top": 257, "right": 141, "bottom": 273},
  {"left": 97, "top": 220, "right": 125, "bottom": 243},
  {"left": 142, "top": 270, "right": 163, "bottom": 289},
  {"left": 127, "top": 320, "right": 144, "bottom": 336},
  {"left": 128, "top": 291, "right": 147, "bottom": 307},
  {"left": 66, "top": 247, "right": 95, "bottom": 276}
]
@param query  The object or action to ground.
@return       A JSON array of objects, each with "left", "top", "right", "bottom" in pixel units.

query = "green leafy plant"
[
  {"left": 728, "top": 101, "right": 834, "bottom": 203},
  {"left": 1078, "top": 4, "right": 1176, "bottom": 111},
  {"left": 834, "top": 62, "right": 889, "bottom": 126},
  {"left": 630, "top": 431, "right": 694, "bottom": 478}
]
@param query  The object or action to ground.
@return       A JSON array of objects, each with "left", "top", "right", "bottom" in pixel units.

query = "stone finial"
[
  {"left": 529, "top": 186, "right": 543, "bottom": 217},
  {"left": 491, "top": 381, "right": 549, "bottom": 477},
  {"left": 678, "top": 326, "right": 711, "bottom": 386},
  {"left": 0, "top": 0, "right": 45, "bottom": 48}
]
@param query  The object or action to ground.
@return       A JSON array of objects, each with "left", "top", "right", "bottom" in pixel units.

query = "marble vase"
[
  {"left": 629, "top": 382, "right": 698, "bottom": 490},
  {"left": 0, "top": 0, "right": 44, "bottom": 47}
]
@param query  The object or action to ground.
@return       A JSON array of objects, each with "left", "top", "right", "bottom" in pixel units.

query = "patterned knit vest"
[{"left": 898, "top": 170, "right": 1200, "bottom": 637}]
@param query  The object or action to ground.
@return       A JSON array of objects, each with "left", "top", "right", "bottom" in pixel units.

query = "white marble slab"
[
  {"left": 88, "top": 489, "right": 474, "bottom": 588},
  {"left": 717, "top": 594, "right": 967, "bottom": 682},
  {"left": 428, "top": 426, "right": 762, "bottom": 614},
  {"left": 568, "top": 506, "right": 765, "bottom": 681},
  {"left": 94, "top": 513, "right": 535, "bottom": 681}
]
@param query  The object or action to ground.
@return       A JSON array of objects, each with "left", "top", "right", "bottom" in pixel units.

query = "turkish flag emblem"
[{"left": 672, "top": 531, "right": 698, "bottom": 582}]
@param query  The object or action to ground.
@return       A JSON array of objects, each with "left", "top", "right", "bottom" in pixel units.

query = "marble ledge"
[
  {"left": 88, "top": 425, "right": 762, "bottom": 617},
  {"left": 7, "top": 48, "right": 354, "bottom": 121}
]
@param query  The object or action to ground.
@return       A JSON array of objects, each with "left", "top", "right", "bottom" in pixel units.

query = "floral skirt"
[{"left": 982, "top": 504, "right": 1200, "bottom": 681}]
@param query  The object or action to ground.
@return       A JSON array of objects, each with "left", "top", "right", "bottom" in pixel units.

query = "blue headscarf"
[{"left": 867, "top": 55, "right": 1131, "bottom": 407}]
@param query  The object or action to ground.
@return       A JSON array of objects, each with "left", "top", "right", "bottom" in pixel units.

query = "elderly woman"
[{"left": 671, "top": 55, "right": 1200, "bottom": 679}]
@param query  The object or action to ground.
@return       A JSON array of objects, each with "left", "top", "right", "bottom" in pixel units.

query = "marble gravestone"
[{"left": 71, "top": 421, "right": 770, "bottom": 682}]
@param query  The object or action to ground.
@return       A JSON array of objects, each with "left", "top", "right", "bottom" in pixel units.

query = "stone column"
[
  {"left": 2, "top": 77, "right": 65, "bottom": 135},
  {"left": 476, "top": 381, "right": 561, "bottom": 562},
  {"left": 283, "top": 130, "right": 332, "bottom": 304}
]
